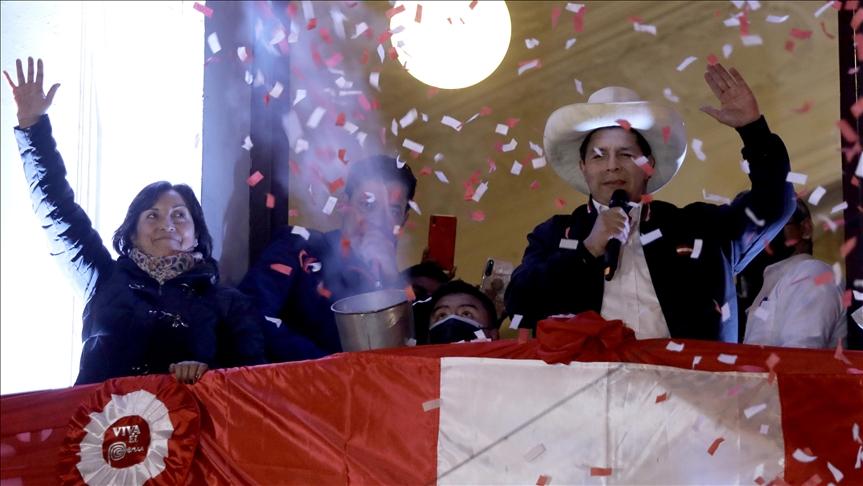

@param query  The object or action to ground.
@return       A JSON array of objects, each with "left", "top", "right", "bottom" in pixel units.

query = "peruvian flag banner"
[{"left": 1, "top": 313, "right": 862, "bottom": 485}]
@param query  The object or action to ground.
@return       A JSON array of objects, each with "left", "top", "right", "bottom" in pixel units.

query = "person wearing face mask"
[
  {"left": 427, "top": 280, "right": 499, "bottom": 345},
  {"left": 505, "top": 64, "right": 795, "bottom": 342},
  {"left": 5, "top": 57, "right": 267, "bottom": 385},
  {"left": 239, "top": 155, "right": 418, "bottom": 362},
  {"left": 741, "top": 198, "right": 846, "bottom": 349}
]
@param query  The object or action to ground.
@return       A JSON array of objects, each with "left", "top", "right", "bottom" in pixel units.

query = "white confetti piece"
[
  {"left": 474, "top": 329, "right": 486, "bottom": 339},
  {"left": 529, "top": 141, "right": 544, "bottom": 156},
  {"left": 724, "top": 16, "right": 742, "bottom": 27},
  {"left": 363, "top": 192, "right": 376, "bottom": 204},
  {"left": 525, "top": 38, "right": 540, "bottom": 49},
  {"left": 369, "top": 72, "right": 381, "bottom": 91},
  {"left": 352, "top": 22, "right": 369, "bottom": 38},
  {"left": 509, "top": 314, "right": 524, "bottom": 330},
  {"left": 433, "top": 153, "right": 444, "bottom": 163},
  {"left": 399, "top": 108, "right": 418, "bottom": 128},
  {"left": 723, "top": 43, "right": 734, "bottom": 59},
  {"left": 517, "top": 59, "right": 540, "bottom": 76},
  {"left": 633, "top": 23, "right": 657, "bottom": 35},
  {"left": 335, "top": 77, "right": 353, "bottom": 89},
  {"left": 265, "top": 316, "right": 282, "bottom": 328},
  {"left": 472, "top": 182, "right": 489, "bottom": 202},
  {"left": 502, "top": 139, "right": 518, "bottom": 152},
  {"left": 717, "top": 353, "right": 737, "bottom": 365},
  {"left": 377, "top": 43, "right": 385, "bottom": 63},
  {"left": 818, "top": 214, "right": 838, "bottom": 232},
  {"left": 633, "top": 155, "right": 650, "bottom": 169},
  {"left": 244, "top": 70, "right": 253, "bottom": 85},
  {"left": 269, "top": 28, "right": 286, "bottom": 46},
  {"left": 741, "top": 35, "right": 763, "bottom": 46},
  {"left": 692, "top": 138, "right": 706, "bottom": 161},
  {"left": 434, "top": 170, "right": 450, "bottom": 184},
  {"left": 532, "top": 157, "right": 547, "bottom": 169},
  {"left": 731, "top": 0, "right": 745, "bottom": 8},
  {"left": 744, "top": 403, "right": 767, "bottom": 419},
  {"left": 853, "top": 290, "right": 863, "bottom": 301},
  {"left": 666, "top": 341, "right": 685, "bottom": 352},
  {"left": 237, "top": 46, "right": 250, "bottom": 62},
  {"left": 814, "top": 0, "right": 834, "bottom": 17},
  {"left": 392, "top": 224, "right": 401, "bottom": 236},
  {"left": 322, "top": 196, "right": 338, "bottom": 215},
  {"left": 565, "top": 38, "right": 577, "bottom": 50},
  {"left": 293, "top": 89, "right": 306, "bottom": 106},
  {"left": 559, "top": 239, "right": 579, "bottom": 250},
  {"left": 747, "top": 1, "right": 761, "bottom": 10},
  {"left": 853, "top": 423, "right": 861, "bottom": 443},
  {"left": 792, "top": 449, "right": 817, "bottom": 463},
  {"left": 396, "top": 155, "right": 406, "bottom": 169},
  {"left": 342, "top": 121, "right": 359, "bottom": 135},
  {"left": 831, "top": 201, "right": 848, "bottom": 214},
  {"left": 524, "top": 443, "right": 546, "bottom": 462},
  {"left": 422, "top": 398, "right": 441, "bottom": 412},
  {"left": 294, "top": 138, "right": 309, "bottom": 153},
  {"left": 827, "top": 462, "right": 844, "bottom": 482},
  {"left": 760, "top": 424, "right": 769, "bottom": 435},
  {"left": 692, "top": 355, "right": 702, "bottom": 367},
  {"left": 356, "top": 131, "right": 367, "bottom": 146},
  {"left": 269, "top": 82, "right": 284, "bottom": 99},
  {"left": 833, "top": 262, "right": 843, "bottom": 286},
  {"left": 291, "top": 226, "right": 311, "bottom": 240},
  {"left": 391, "top": 119, "right": 398, "bottom": 136},
  {"left": 566, "top": 3, "right": 584, "bottom": 13},
  {"left": 640, "top": 229, "right": 662, "bottom": 245},
  {"left": 663, "top": 87, "right": 680, "bottom": 103},
  {"left": 785, "top": 172, "right": 807, "bottom": 184},
  {"left": 301, "top": 0, "right": 314, "bottom": 21},
  {"left": 253, "top": 69, "right": 266, "bottom": 87},
  {"left": 766, "top": 14, "right": 789, "bottom": 23},
  {"left": 720, "top": 302, "right": 731, "bottom": 322},
  {"left": 403, "top": 138, "right": 424, "bottom": 153},
  {"left": 306, "top": 107, "right": 326, "bottom": 129},
  {"left": 676, "top": 56, "right": 697, "bottom": 72},
  {"left": 329, "top": 7, "right": 347, "bottom": 39},
  {"left": 495, "top": 124, "right": 509, "bottom": 135},
  {"left": 740, "top": 159, "right": 750, "bottom": 174},
  {"left": 691, "top": 239, "right": 703, "bottom": 259},
  {"left": 808, "top": 186, "right": 826, "bottom": 205},
  {"left": 242, "top": 135, "right": 253, "bottom": 151},
  {"left": 421, "top": 113, "right": 429, "bottom": 123},
  {"left": 856, "top": 155, "right": 863, "bottom": 177},
  {"left": 703, "top": 189, "right": 731, "bottom": 204},
  {"left": 408, "top": 200, "right": 422, "bottom": 215},
  {"left": 744, "top": 207, "right": 766, "bottom": 226},
  {"left": 441, "top": 115, "right": 463, "bottom": 131},
  {"left": 207, "top": 32, "right": 221, "bottom": 54},
  {"left": 574, "top": 78, "right": 583, "bottom": 94},
  {"left": 754, "top": 463, "right": 764, "bottom": 481},
  {"left": 753, "top": 305, "right": 770, "bottom": 321},
  {"left": 511, "top": 161, "right": 523, "bottom": 175}
]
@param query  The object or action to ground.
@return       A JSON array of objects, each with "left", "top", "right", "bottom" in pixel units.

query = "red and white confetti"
[
  {"left": 322, "top": 196, "right": 338, "bottom": 215},
  {"left": 691, "top": 139, "right": 706, "bottom": 161},
  {"left": 792, "top": 448, "right": 817, "bottom": 463},
  {"left": 640, "top": 229, "right": 662, "bottom": 245},
  {"left": 409, "top": 200, "right": 422, "bottom": 215},
  {"left": 403, "top": 138, "right": 425, "bottom": 154},
  {"left": 207, "top": 33, "right": 221, "bottom": 54},
  {"left": 517, "top": 59, "right": 541, "bottom": 76},
  {"left": 785, "top": 172, "right": 808, "bottom": 185},
  {"left": 559, "top": 238, "right": 579, "bottom": 250},
  {"left": 717, "top": 353, "right": 737, "bottom": 365},
  {"left": 676, "top": 56, "right": 697, "bottom": 72},
  {"left": 666, "top": 341, "right": 684, "bottom": 352},
  {"left": 509, "top": 314, "right": 524, "bottom": 330}
]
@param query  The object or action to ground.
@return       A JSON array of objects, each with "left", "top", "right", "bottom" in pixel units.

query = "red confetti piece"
[
  {"left": 813, "top": 271, "right": 833, "bottom": 286},
  {"left": 850, "top": 98, "right": 863, "bottom": 118},
  {"left": 318, "top": 27, "right": 332, "bottom": 44},
  {"left": 706, "top": 54, "right": 718, "bottom": 65},
  {"left": 414, "top": 4, "right": 422, "bottom": 23},
  {"left": 837, "top": 119, "right": 860, "bottom": 143},
  {"left": 573, "top": 7, "right": 586, "bottom": 33},
  {"left": 419, "top": 166, "right": 433, "bottom": 176},
  {"left": 517, "top": 328, "right": 530, "bottom": 343},
  {"left": 405, "top": 285, "right": 416, "bottom": 302},
  {"left": 306, "top": 18, "right": 317, "bottom": 30},
  {"left": 784, "top": 40, "right": 796, "bottom": 53},
  {"left": 835, "top": 340, "right": 853, "bottom": 365},
  {"left": 790, "top": 28, "right": 812, "bottom": 40},
  {"left": 269, "top": 263, "right": 293, "bottom": 276},
  {"left": 340, "top": 237, "right": 351, "bottom": 257},
  {"left": 288, "top": 209, "right": 299, "bottom": 218},
  {"left": 265, "top": 193, "right": 275, "bottom": 208},
  {"left": 628, "top": 16, "right": 644, "bottom": 24},
  {"left": 469, "top": 0, "right": 478, "bottom": 9},
  {"left": 800, "top": 474, "right": 822, "bottom": 486},
  {"left": 328, "top": 178, "right": 345, "bottom": 193},
  {"left": 247, "top": 171, "right": 264, "bottom": 187},
  {"left": 707, "top": 437, "right": 725, "bottom": 456},
  {"left": 479, "top": 106, "right": 493, "bottom": 116},
  {"left": 551, "top": 6, "right": 562, "bottom": 29},
  {"left": 317, "top": 282, "right": 332, "bottom": 299},
  {"left": 385, "top": 5, "right": 405, "bottom": 18},
  {"left": 615, "top": 119, "right": 631, "bottom": 130},
  {"left": 325, "top": 52, "right": 343, "bottom": 68},
  {"left": 530, "top": 180, "right": 541, "bottom": 190},
  {"left": 754, "top": 477, "right": 766, "bottom": 485},
  {"left": 286, "top": 3, "right": 298, "bottom": 17},
  {"left": 193, "top": 2, "right": 213, "bottom": 17},
  {"left": 590, "top": 467, "right": 612, "bottom": 477},
  {"left": 487, "top": 159, "right": 497, "bottom": 173},
  {"left": 793, "top": 101, "right": 813, "bottom": 114},
  {"left": 662, "top": 126, "right": 671, "bottom": 144},
  {"left": 378, "top": 30, "right": 393, "bottom": 44},
  {"left": 388, "top": 46, "right": 399, "bottom": 61},
  {"left": 840, "top": 236, "right": 857, "bottom": 258},
  {"left": 853, "top": 9, "right": 863, "bottom": 31},
  {"left": 738, "top": 10, "right": 749, "bottom": 36},
  {"left": 766, "top": 352, "right": 780, "bottom": 371},
  {"left": 641, "top": 194, "right": 654, "bottom": 204},
  {"left": 842, "top": 289, "right": 852, "bottom": 308},
  {"left": 471, "top": 210, "right": 486, "bottom": 222},
  {"left": 555, "top": 198, "right": 567, "bottom": 209},
  {"left": 655, "top": 392, "right": 668, "bottom": 403},
  {"left": 820, "top": 21, "right": 835, "bottom": 40},
  {"left": 536, "top": 474, "right": 551, "bottom": 486},
  {"left": 506, "top": 118, "right": 520, "bottom": 128},
  {"left": 427, "top": 87, "right": 440, "bottom": 98},
  {"left": 338, "top": 149, "right": 348, "bottom": 164},
  {"left": 360, "top": 49, "right": 370, "bottom": 65},
  {"left": 335, "top": 112, "right": 346, "bottom": 126}
]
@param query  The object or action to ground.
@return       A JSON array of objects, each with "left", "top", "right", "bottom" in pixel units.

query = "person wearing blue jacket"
[
  {"left": 505, "top": 64, "right": 795, "bottom": 342},
  {"left": 239, "top": 155, "right": 417, "bottom": 362},
  {"left": 6, "top": 57, "right": 267, "bottom": 385}
]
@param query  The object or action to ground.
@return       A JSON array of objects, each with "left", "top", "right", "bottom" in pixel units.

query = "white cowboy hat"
[{"left": 543, "top": 87, "right": 688, "bottom": 195}]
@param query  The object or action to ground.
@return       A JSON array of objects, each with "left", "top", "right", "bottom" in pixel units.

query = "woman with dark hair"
[{"left": 5, "top": 57, "right": 266, "bottom": 385}]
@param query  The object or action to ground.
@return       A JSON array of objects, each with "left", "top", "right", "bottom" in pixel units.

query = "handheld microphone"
[{"left": 604, "top": 189, "right": 630, "bottom": 281}]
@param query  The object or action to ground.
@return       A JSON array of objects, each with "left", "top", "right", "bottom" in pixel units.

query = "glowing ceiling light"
[{"left": 389, "top": 1, "right": 511, "bottom": 90}]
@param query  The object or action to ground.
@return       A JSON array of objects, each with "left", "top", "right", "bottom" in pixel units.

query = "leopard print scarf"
[{"left": 129, "top": 247, "right": 203, "bottom": 285}]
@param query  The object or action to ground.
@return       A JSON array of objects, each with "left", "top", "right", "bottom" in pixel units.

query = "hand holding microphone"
[{"left": 583, "top": 189, "right": 630, "bottom": 280}]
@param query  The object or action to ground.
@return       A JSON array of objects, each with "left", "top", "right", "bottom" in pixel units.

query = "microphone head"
[{"left": 610, "top": 189, "right": 630, "bottom": 208}]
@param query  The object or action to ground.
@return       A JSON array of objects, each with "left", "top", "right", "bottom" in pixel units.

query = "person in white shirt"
[{"left": 743, "top": 198, "right": 846, "bottom": 349}]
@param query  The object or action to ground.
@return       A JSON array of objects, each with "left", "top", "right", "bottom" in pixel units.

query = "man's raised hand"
[
  {"left": 3, "top": 57, "right": 60, "bottom": 129},
  {"left": 700, "top": 63, "right": 760, "bottom": 128}
]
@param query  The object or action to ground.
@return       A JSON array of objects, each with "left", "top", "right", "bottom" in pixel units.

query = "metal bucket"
[{"left": 331, "top": 289, "right": 414, "bottom": 352}]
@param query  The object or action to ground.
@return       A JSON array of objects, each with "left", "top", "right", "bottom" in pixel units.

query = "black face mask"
[{"left": 428, "top": 315, "right": 484, "bottom": 345}]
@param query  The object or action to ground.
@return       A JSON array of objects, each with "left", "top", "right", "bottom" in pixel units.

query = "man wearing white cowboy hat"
[{"left": 505, "top": 64, "right": 794, "bottom": 342}]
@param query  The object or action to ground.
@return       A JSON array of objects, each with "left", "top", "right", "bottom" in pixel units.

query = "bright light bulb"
[{"left": 389, "top": 1, "right": 511, "bottom": 90}]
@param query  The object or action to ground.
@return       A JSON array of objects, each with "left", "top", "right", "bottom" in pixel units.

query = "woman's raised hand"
[{"left": 3, "top": 57, "right": 60, "bottom": 129}]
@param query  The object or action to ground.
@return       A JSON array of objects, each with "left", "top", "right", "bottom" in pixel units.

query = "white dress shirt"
[
  {"left": 593, "top": 200, "right": 670, "bottom": 339},
  {"left": 743, "top": 253, "right": 846, "bottom": 349}
]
